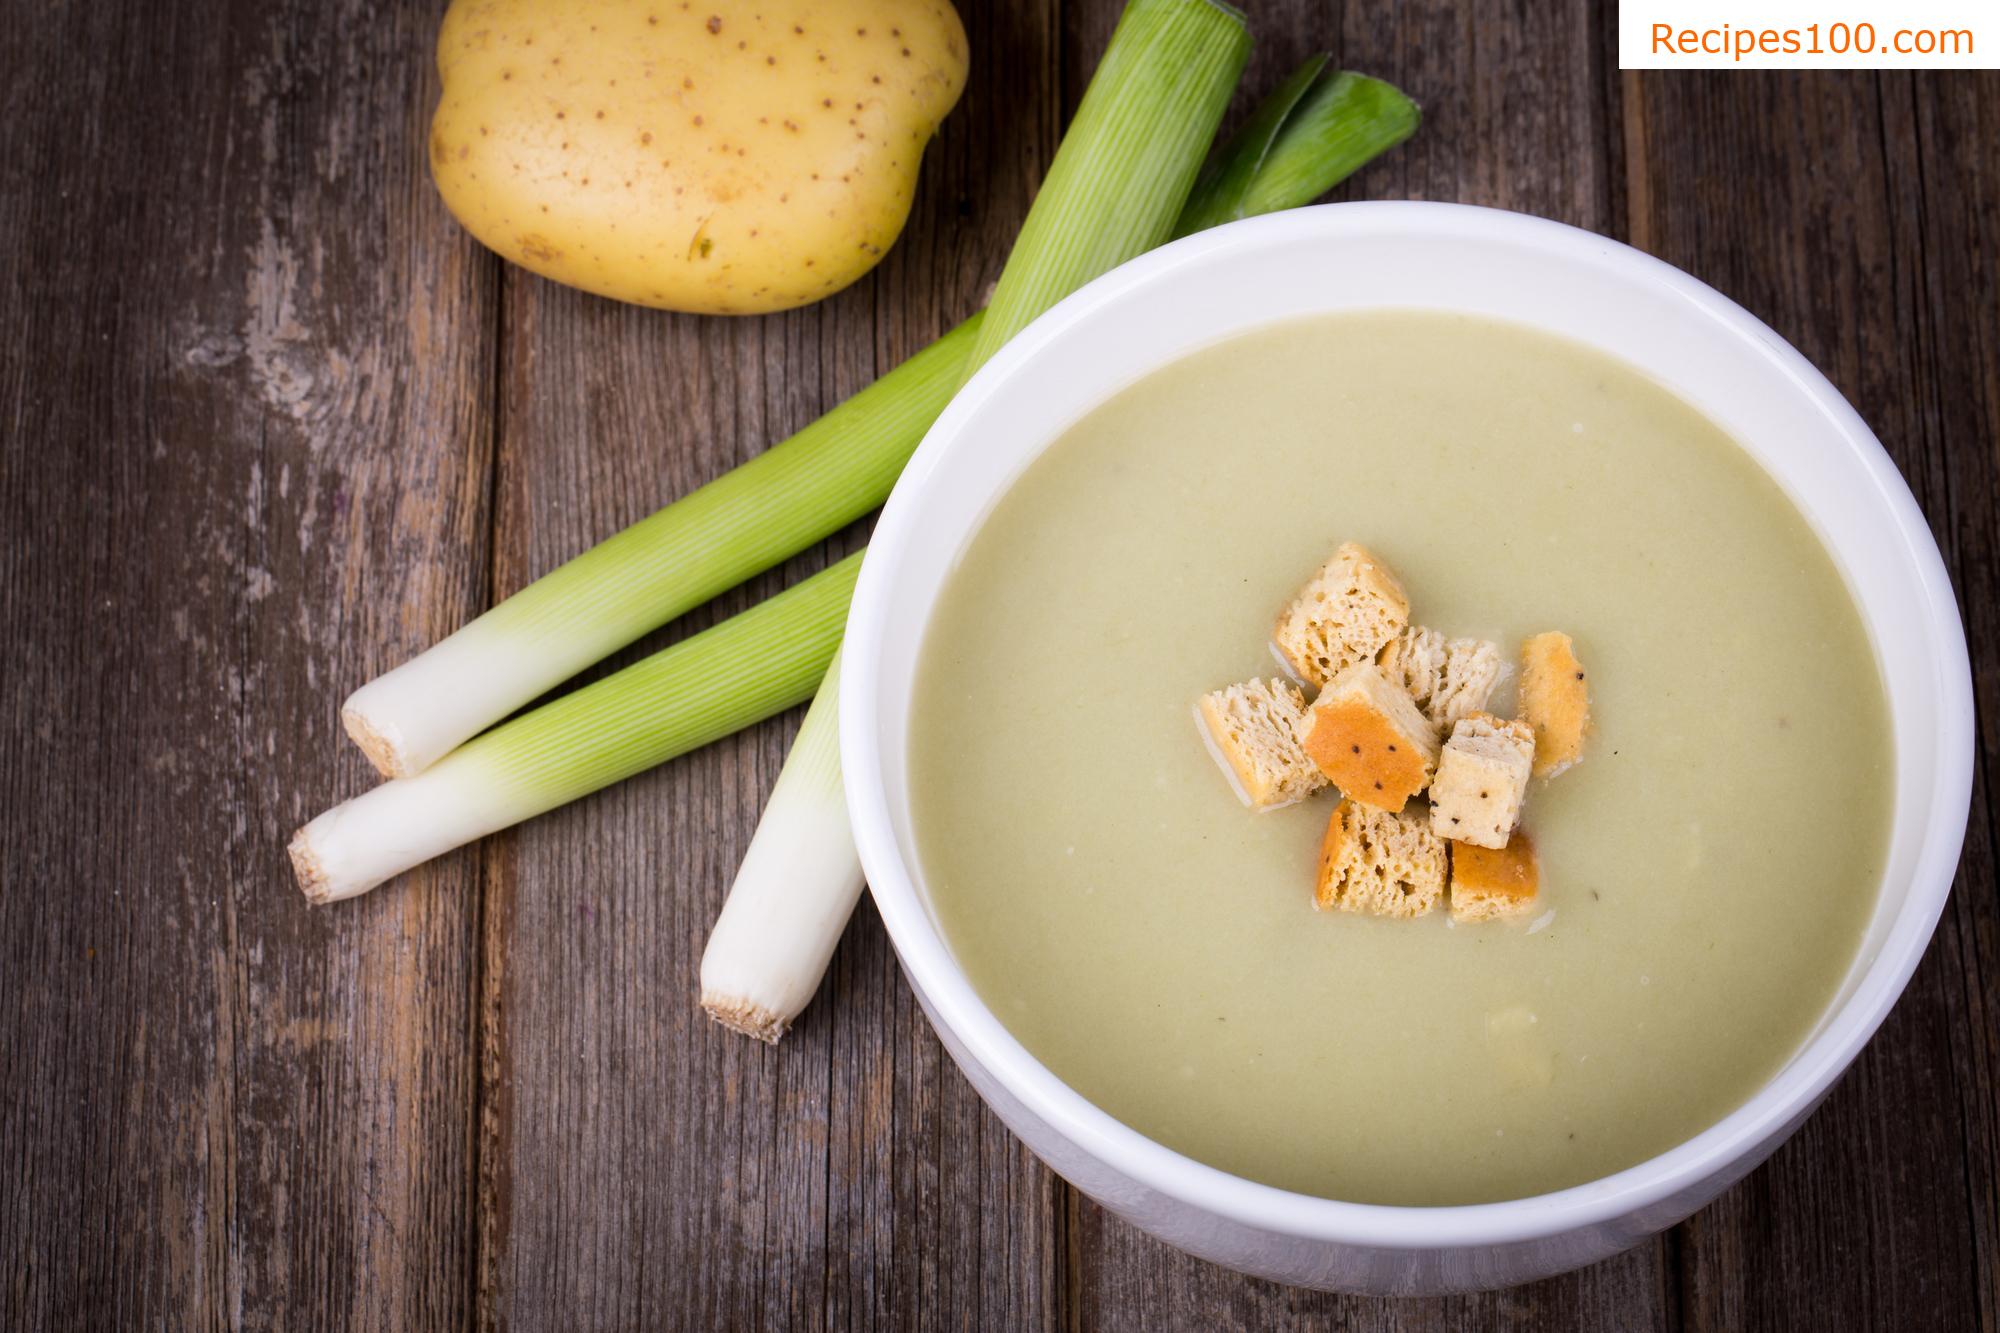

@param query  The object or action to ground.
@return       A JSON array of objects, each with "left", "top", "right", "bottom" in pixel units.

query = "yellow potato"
[{"left": 431, "top": 0, "right": 967, "bottom": 314}]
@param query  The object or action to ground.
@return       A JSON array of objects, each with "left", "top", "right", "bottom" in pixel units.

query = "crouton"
[
  {"left": 1296, "top": 662, "right": 1440, "bottom": 812},
  {"left": 1272, "top": 542, "right": 1410, "bottom": 687},
  {"left": 1315, "top": 798, "right": 1449, "bottom": 918},
  {"left": 1450, "top": 833, "right": 1541, "bottom": 923},
  {"left": 1519, "top": 631, "right": 1591, "bottom": 777},
  {"left": 1195, "top": 678, "right": 1326, "bottom": 810},
  {"left": 1429, "top": 713, "right": 1535, "bottom": 849},
  {"left": 1378, "top": 625, "right": 1504, "bottom": 729}
]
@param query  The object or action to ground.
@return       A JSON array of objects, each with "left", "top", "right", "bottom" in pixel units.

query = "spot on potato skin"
[{"left": 518, "top": 234, "right": 564, "bottom": 263}]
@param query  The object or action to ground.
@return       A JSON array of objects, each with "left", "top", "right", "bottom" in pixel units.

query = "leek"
[
  {"left": 698, "top": 650, "right": 861, "bottom": 1042},
  {"left": 702, "top": 0, "right": 1250, "bottom": 1040},
  {"left": 959, "top": 0, "right": 1251, "bottom": 371},
  {"left": 1211, "top": 70, "right": 1421, "bottom": 225},
  {"left": 290, "top": 51, "right": 1419, "bottom": 913},
  {"left": 292, "top": 554, "right": 860, "bottom": 903},
  {"left": 1174, "top": 67, "right": 1420, "bottom": 236},
  {"left": 340, "top": 320, "right": 978, "bottom": 778},
  {"left": 703, "top": 56, "right": 1418, "bottom": 1039},
  {"left": 1171, "top": 54, "right": 1333, "bottom": 238}
]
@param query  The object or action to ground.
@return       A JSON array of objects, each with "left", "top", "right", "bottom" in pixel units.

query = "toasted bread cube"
[
  {"left": 1296, "top": 663, "right": 1440, "bottom": 812},
  {"left": 1315, "top": 798, "right": 1448, "bottom": 918},
  {"left": 1195, "top": 678, "right": 1326, "bottom": 810},
  {"left": 1378, "top": 625, "right": 1504, "bottom": 730},
  {"left": 1519, "top": 631, "right": 1591, "bottom": 777},
  {"left": 1271, "top": 542, "right": 1410, "bottom": 687},
  {"left": 1429, "top": 713, "right": 1535, "bottom": 849},
  {"left": 1451, "top": 833, "right": 1541, "bottom": 923}
]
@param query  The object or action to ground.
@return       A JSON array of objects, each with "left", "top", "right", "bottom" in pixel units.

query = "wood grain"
[
  {"left": 0, "top": 0, "right": 1995, "bottom": 1329},
  {"left": 474, "top": 4, "right": 1063, "bottom": 1328},
  {"left": 1902, "top": 72, "right": 2000, "bottom": 1333},
  {"left": 0, "top": 0, "right": 494, "bottom": 1327}
]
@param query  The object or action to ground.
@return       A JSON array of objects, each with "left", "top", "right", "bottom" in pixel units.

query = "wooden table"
[{"left": 3, "top": 0, "right": 1994, "bottom": 1326}]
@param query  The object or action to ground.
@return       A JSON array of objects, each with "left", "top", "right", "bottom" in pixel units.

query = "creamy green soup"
[{"left": 907, "top": 311, "right": 1893, "bottom": 1207}]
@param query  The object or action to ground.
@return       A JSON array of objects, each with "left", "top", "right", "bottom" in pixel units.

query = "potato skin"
[{"left": 431, "top": 0, "right": 966, "bottom": 314}]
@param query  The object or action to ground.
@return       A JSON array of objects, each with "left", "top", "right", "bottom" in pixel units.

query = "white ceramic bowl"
[{"left": 840, "top": 202, "right": 1973, "bottom": 1294}]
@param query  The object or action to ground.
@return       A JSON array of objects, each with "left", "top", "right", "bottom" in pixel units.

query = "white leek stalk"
[
  {"left": 699, "top": 650, "right": 861, "bottom": 1041},
  {"left": 701, "top": 0, "right": 1252, "bottom": 1039},
  {"left": 292, "top": 554, "right": 860, "bottom": 902}
]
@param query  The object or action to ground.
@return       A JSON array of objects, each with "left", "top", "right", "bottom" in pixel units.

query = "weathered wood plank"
[
  {"left": 475, "top": 3, "right": 1064, "bottom": 1328},
  {"left": 1625, "top": 68, "right": 2000, "bottom": 1332},
  {"left": 1055, "top": 1, "right": 1663, "bottom": 1324},
  {"left": 1, "top": 0, "right": 1994, "bottom": 1327},
  {"left": 1901, "top": 72, "right": 2000, "bottom": 1333},
  {"left": 0, "top": 0, "right": 494, "bottom": 1328},
  {"left": 1070, "top": 1220, "right": 1678, "bottom": 1333}
]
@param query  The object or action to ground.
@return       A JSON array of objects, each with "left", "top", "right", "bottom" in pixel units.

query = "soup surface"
[{"left": 907, "top": 311, "right": 1893, "bottom": 1206}]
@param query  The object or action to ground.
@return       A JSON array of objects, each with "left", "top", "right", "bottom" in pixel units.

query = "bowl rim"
[{"left": 841, "top": 200, "right": 1974, "bottom": 1249}]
